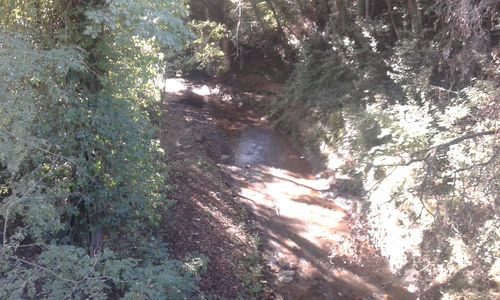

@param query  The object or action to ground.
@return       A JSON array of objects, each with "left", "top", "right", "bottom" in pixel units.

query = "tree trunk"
[
  {"left": 220, "top": 37, "right": 232, "bottom": 74},
  {"left": 385, "top": 0, "right": 400, "bottom": 40},
  {"left": 264, "top": 0, "right": 294, "bottom": 61},
  {"left": 335, "top": 0, "right": 349, "bottom": 35},
  {"left": 89, "top": 226, "right": 103, "bottom": 257},
  {"left": 357, "top": 0, "right": 366, "bottom": 19},
  {"left": 408, "top": 0, "right": 422, "bottom": 35}
]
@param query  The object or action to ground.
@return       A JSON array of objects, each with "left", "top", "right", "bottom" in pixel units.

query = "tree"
[{"left": 0, "top": 1, "right": 202, "bottom": 298}]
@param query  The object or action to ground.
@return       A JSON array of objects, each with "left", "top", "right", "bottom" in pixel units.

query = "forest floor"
[{"left": 159, "top": 76, "right": 417, "bottom": 300}]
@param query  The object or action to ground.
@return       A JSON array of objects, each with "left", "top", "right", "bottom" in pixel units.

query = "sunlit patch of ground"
[{"left": 224, "top": 160, "right": 415, "bottom": 299}]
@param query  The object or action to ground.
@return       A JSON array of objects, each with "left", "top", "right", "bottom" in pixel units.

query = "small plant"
[{"left": 184, "top": 252, "right": 210, "bottom": 277}]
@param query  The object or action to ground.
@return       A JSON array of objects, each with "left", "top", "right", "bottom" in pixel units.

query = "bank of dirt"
[{"left": 160, "top": 77, "right": 416, "bottom": 299}]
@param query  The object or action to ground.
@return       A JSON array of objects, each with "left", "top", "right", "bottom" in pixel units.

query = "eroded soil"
[{"left": 161, "top": 77, "right": 417, "bottom": 299}]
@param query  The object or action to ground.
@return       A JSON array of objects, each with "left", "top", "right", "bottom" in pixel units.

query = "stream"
[{"left": 165, "top": 78, "right": 416, "bottom": 300}]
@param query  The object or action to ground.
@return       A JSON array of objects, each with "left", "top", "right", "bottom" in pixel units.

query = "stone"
[{"left": 277, "top": 270, "right": 295, "bottom": 283}]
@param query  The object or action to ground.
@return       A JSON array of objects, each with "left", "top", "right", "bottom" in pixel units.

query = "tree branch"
[
  {"left": 426, "top": 129, "right": 498, "bottom": 153},
  {"left": 372, "top": 129, "right": 498, "bottom": 222},
  {"left": 3, "top": 254, "right": 78, "bottom": 284},
  {"left": 453, "top": 151, "right": 498, "bottom": 174},
  {"left": 376, "top": 129, "right": 498, "bottom": 167}
]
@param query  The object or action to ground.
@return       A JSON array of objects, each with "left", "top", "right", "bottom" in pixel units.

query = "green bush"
[{"left": 0, "top": 1, "right": 201, "bottom": 298}]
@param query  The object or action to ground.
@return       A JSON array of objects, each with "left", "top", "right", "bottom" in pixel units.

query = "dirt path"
[{"left": 162, "top": 78, "right": 416, "bottom": 299}]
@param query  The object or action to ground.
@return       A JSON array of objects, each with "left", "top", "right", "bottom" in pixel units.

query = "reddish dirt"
[
  {"left": 160, "top": 90, "right": 267, "bottom": 298},
  {"left": 160, "top": 77, "right": 417, "bottom": 299}
]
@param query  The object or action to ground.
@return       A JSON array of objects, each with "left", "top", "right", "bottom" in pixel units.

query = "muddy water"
[
  {"left": 233, "top": 127, "right": 313, "bottom": 174},
  {"left": 166, "top": 79, "right": 416, "bottom": 300}
]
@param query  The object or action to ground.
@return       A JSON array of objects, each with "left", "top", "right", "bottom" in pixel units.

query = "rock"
[
  {"left": 268, "top": 258, "right": 281, "bottom": 272},
  {"left": 276, "top": 258, "right": 298, "bottom": 270},
  {"left": 277, "top": 270, "right": 295, "bottom": 283}
]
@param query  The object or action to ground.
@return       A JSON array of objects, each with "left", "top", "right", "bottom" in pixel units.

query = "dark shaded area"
[{"left": 178, "top": 92, "right": 206, "bottom": 109}]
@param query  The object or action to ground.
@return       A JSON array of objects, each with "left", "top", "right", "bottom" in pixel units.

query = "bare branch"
[
  {"left": 425, "top": 129, "right": 498, "bottom": 152},
  {"left": 376, "top": 129, "right": 498, "bottom": 167},
  {"left": 454, "top": 151, "right": 498, "bottom": 173}
]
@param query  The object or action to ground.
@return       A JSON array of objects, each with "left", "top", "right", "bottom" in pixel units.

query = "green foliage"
[
  {"left": 187, "top": 20, "right": 229, "bottom": 75},
  {"left": 265, "top": 3, "right": 499, "bottom": 296},
  {"left": 184, "top": 252, "right": 209, "bottom": 277},
  {"left": 1, "top": 246, "right": 197, "bottom": 299},
  {"left": 167, "top": 19, "right": 232, "bottom": 76},
  {"left": 0, "top": 31, "right": 165, "bottom": 243},
  {"left": 0, "top": 0, "right": 74, "bottom": 46},
  {"left": 238, "top": 234, "right": 266, "bottom": 298},
  {"left": 83, "top": 0, "right": 189, "bottom": 48},
  {"left": 82, "top": 0, "right": 191, "bottom": 108},
  {"left": 0, "top": 1, "right": 200, "bottom": 298}
]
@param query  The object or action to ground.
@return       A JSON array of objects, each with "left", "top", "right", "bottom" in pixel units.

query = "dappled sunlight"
[
  {"left": 190, "top": 83, "right": 219, "bottom": 96},
  {"left": 164, "top": 77, "right": 221, "bottom": 98},
  {"left": 163, "top": 77, "right": 417, "bottom": 299},
  {"left": 4, "top": 0, "right": 496, "bottom": 298},
  {"left": 163, "top": 78, "right": 188, "bottom": 94},
  {"left": 261, "top": 166, "right": 331, "bottom": 190},
  {"left": 236, "top": 164, "right": 348, "bottom": 252},
  {"left": 365, "top": 163, "right": 430, "bottom": 272},
  {"left": 227, "top": 160, "right": 399, "bottom": 297}
]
